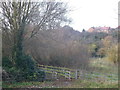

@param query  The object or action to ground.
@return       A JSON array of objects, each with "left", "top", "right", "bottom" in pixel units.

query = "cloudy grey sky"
[
  {"left": 1, "top": 0, "right": 118, "bottom": 31},
  {"left": 62, "top": 0, "right": 119, "bottom": 31}
]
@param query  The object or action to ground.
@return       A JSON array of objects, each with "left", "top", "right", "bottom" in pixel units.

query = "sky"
[
  {"left": 62, "top": 0, "right": 119, "bottom": 31},
  {"left": 0, "top": 0, "right": 119, "bottom": 31}
]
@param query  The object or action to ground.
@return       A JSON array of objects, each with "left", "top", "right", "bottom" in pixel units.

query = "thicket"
[{"left": 24, "top": 29, "right": 90, "bottom": 69}]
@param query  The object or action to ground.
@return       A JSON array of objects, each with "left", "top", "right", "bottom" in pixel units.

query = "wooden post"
[
  {"left": 52, "top": 70, "right": 55, "bottom": 79},
  {"left": 68, "top": 71, "right": 71, "bottom": 79},
  {"left": 52, "top": 71, "right": 54, "bottom": 79},
  {"left": 75, "top": 70, "right": 78, "bottom": 79},
  {"left": 54, "top": 72, "right": 57, "bottom": 79},
  {"left": 52, "top": 71, "right": 57, "bottom": 79}
]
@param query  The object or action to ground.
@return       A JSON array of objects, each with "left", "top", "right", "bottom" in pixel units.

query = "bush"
[
  {"left": 2, "top": 55, "right": 46, "bottom": 82},
  {"left": 16, "top": 54, "right": 35, "bottom": 70},
  {"left": 107, "top": 45, "right": 118, "bottom": 64},
  {"left": 2, "top": 57, "right": 13, "bottom": 68},
  {"left": 30, "top": 69, "right": 45, "bottom": 82}
]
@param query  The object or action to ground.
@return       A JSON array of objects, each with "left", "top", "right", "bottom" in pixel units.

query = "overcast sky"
[
  {"left": 62, "top": 0, "right": 119, "bottom": 31},
  {"left": 1, "top": 0, "right": 119, "bottom": 31}
]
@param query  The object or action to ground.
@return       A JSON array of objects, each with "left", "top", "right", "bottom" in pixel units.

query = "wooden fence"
[
  {"left": 38, "top": 65, "right": 80, "bottom": 80},
  {"left": 38, "top": 64, "right": 118, "bottom": 82}
]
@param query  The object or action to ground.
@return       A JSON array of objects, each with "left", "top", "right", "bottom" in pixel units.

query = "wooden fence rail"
[{"left": 38, "top": 65, "right": 80, "bottom": 80}]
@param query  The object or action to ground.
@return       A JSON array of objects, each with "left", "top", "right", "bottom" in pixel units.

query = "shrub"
[
  {"left": 2, "top": 55, "right": 46, "bottom": 82},
  {"left": 2, "top": 57, "right": 13, "bottom": 68},
  {"left": 107, "top": 45, "right": 118, "bottom": 64}
]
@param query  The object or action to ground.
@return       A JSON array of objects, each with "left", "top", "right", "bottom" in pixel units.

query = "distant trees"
[
  {"left": 95, "top": 35, "right": 118, "bottom": 64},
  {"left": 80, "top": 30, "right": 118, "bottom": 65},
  {"left": 82, "top": 29, "right": 85, "bottom": 32},
  {"left": 88, "top": 44, "right": 98, "bottom": 57},
  {"left": 97, "top": 48, "right": 106, "bottom": 58},
  {"left": 102, "top": 36, "right": 113, "bottom": 49},
  {"left": 94, "top": 36, "right": 114, "bottom": 58}
]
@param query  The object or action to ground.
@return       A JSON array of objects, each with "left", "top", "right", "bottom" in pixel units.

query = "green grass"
[
  {"left": 65, "top": 79, "right": 118, "bottom": 88},
  {"left": 2, "top": 81, "right": 43, "bottom": 88},
  {"left": 89, "top": 58, "right": 118, "bottom": 74},
  {"left": 2, "top": 79, "right": 118, "bottom": 88}
]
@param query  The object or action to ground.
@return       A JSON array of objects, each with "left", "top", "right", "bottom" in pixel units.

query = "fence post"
[
  {"left": 68, "top": 71, "right": 71, "bottom": 79},
  {"left": 65, "top": 71, "right": 67, "bottom": 78},
  {"left": 54, "top": 71, "right": 57, "bottom": 79},
  {"left": 52, "top": 71, "right": 57, "bottom": 80},
  {"left": 75, "top": 70, "right": 78, "bottom": 79},
  {"left": 52, "top": 71, "right": 54, "bottom": 79}
]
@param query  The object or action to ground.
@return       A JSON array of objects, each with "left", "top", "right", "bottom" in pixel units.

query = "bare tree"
[{"left": 1, "top": 0, "right": 70, "bottom": 65}]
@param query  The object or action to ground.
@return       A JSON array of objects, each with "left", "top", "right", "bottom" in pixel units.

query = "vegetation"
[
  {"left": 1, "top": 0, "right": 119, "bottom": 89},
  {"left": 3, "top": 58, "right": 118, "bottom": 88},
  {"left": 1, "top": 0, "right": 70, "bottom": 82},
  {"left": 2, "top": 79, "right": 118, "bottom": 88}
]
